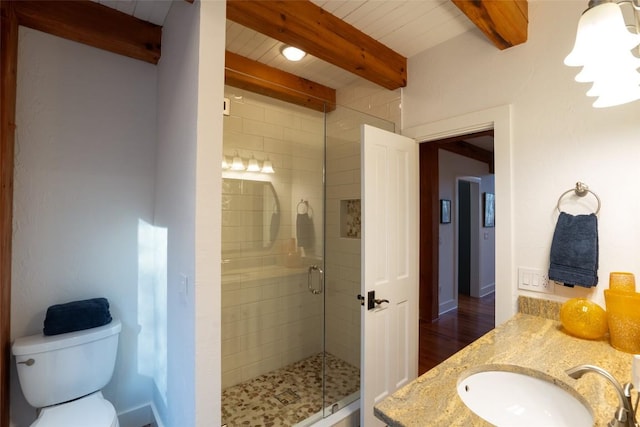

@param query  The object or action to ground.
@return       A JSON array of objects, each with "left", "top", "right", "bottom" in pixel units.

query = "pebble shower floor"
[{"left": 221, "top": 352, "right": 359, "bottom": 426}]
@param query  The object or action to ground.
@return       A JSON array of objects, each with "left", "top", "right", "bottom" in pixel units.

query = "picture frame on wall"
[
  {"left": 440, "top": 199, "right": 451, "bottom": 224},
  {"left": 484, "top": 192, "right": 495, "bottom": 227}
]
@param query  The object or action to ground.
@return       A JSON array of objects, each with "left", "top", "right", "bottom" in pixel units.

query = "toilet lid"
[{"left": 32, "top": 392, "right": 118, "bottom": 427}]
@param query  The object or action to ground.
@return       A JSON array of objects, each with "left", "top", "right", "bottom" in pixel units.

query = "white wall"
[
  {"left": 336, "top": 81, "right": 401, "bottom": 132},
  {"left": 403, "top": 0, "right": 640, "bottom": 313},
  {"left": 155, "top": 1, "right": 201, "bottom": 425},
  {"left": 11, "top": 27, "right": 157, "bottom": 425},
  {"left": 193, "top": 1, "right": 225, "bottom": 424},
  {"left": 438, "top": 150, "right": 493, "bottom": 313}
]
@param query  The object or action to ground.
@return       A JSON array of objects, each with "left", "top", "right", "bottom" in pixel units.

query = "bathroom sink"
[{"left": 457, "top": 365, "right": 593, "bottom": 427}]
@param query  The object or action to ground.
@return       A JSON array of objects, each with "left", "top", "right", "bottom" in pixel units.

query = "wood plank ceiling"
[
  {"left": 81, "top": 0, "right": 528, "bottom": 110},
  {"left": 227, "top": 0, "right": 528, "bottom": 110},
  {"left": 226, "top": 0, "right": 527, "bottom": 91}
]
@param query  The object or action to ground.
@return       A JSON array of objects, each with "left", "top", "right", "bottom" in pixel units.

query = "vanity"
[{"left": 374, "top": 298, "right": 635, "bottom": 426}]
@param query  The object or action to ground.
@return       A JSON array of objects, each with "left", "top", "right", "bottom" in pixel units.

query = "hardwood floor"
[{"left": 419, "top": 292, "right": 495, "bottom": 375}]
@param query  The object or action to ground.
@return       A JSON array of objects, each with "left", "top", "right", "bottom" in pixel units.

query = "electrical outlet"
[
  {"left": 540, "top": 273, "right": 554, "bottom": 293},
  {"left": 518, "top": 267, "right": 554, "bottom": 294}
]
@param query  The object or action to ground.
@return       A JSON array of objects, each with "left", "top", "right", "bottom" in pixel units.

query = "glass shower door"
[
  {"left": 220, "top": 85, "right": 326, "bottom": 426},
  {"left": 321, "top": 105, "right": 395, "bottom": 421},
  {"left": 220, "top": 78, "right": 395, "bottom": 425}
]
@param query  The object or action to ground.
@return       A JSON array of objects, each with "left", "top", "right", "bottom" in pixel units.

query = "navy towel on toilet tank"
[
  {"left": 548, "top": 212, "right": 599, "bottom": 288},
  {"left": 43, "top": 297, "right": 112, "bottom": 336}
]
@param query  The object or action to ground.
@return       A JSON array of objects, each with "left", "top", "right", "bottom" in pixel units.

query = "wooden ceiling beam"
[
  {"left": 225, "top": 51, "right": 336, "bottom": 112},
  {"left": 435, "top": 130, "right": 494, "bottom": 173},
  {"left": 452, "top": 0, "right": 528, "bottom": 50},
  {"left": 226, "top": 0, "right": 407, "bottom": 90},
  {"left": 13, "top": 0, "right": 161, "bottom": 64}
]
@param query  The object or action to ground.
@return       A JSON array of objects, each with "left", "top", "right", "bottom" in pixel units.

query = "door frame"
[
  {"left": 0, "top": 4, "right": 18, "bottom": 423},
  {"left": 417, "top": 136, "right": 492, "bottom": 321},
  {"left": 403, "top": 105, "right": 514, "bottom": 325}
]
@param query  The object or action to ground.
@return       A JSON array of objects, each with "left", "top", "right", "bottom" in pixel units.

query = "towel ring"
[
  {"left": 556, "top": 182, "right": 601, "bottom": 215},
  {"left": 297, "top": 199, "right": 308, "bottom": 214}
]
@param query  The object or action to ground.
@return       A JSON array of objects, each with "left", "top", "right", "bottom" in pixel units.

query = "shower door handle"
[{"left": 308, "top": 265, "right": 324, "bottom": 295}]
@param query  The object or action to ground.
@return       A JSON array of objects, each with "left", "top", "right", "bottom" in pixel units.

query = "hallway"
[{"left": 419, "top": 293, "right": 495, "bottom": 374}]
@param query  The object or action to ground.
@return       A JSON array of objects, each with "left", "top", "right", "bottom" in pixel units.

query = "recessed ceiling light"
[{"left": 280, "top": 45, "right": 306, "bottom": 62}]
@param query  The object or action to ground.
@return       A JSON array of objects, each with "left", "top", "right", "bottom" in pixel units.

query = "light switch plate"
[{"left": 518, "top": 267, "right": 554, "bottom": 294}]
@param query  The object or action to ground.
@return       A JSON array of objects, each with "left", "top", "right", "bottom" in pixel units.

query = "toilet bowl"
[{"left": 12, "top": 319, "right": 122, "bottom": 427}]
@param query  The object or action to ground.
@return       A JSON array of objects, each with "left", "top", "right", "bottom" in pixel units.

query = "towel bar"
[{"left": 556, "top": 182, "right": 601, "bottom": 214}]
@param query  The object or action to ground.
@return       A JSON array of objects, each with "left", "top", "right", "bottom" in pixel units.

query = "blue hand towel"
[
  {"left": 296, "top": 213, "right": 314, "bottom": 250},
  {"left": 43, "top": 297, "right": 112, "bottom": 336},
  {"left": 548, "top": 212, "right": 599, "bottom": 288}
]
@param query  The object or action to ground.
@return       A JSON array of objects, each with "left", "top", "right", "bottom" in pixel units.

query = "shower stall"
[{"left": 221, "top": 85, "right": 393, "bottom": 426}]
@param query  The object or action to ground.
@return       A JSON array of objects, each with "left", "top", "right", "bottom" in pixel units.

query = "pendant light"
[{"left": 564, "top": 0, "right": 640, "bottom": 108}]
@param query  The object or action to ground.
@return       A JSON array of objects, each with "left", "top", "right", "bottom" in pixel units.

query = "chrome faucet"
[{"left": 566, "top": 364, "right": 638, "bottom": 427}]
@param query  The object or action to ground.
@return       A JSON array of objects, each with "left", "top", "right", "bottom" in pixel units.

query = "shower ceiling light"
[
  {"left": 280, "top": 45, "right": 306, "bottom": 62},
  {"left": 565, "top": 0, "right": 640, "bottom": 108},
  {"left": 261, "top": 159, "right": 275, "bottom": 174}
]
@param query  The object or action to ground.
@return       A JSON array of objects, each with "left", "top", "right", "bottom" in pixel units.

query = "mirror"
[{"left": 222, "top": 178, "right": 280, "bottom": 251}]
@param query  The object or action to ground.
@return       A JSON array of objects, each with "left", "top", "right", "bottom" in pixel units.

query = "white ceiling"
[{"left": 94, "top": 0, "right": 171, "bottom": 26}]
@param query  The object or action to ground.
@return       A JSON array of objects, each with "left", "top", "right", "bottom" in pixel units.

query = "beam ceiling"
[
  {"left": 226, "top": 0, "right": 407, "bottom": 90},
  {"left": 13, "top": 0, "right": 162, "bottom": 64},
  {"left": 435, "top": 130, "right": 495, "bottom": 173},
  {"left": 225, "top": 51, "right": 336, "bottom": 112},
  {"left": 452, "top": 0, "right": 528, "bottom": 50}
]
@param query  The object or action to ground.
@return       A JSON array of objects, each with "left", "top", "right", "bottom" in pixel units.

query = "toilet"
[{"left": 12, "top": 319, "right": 122, "bottom": 427}]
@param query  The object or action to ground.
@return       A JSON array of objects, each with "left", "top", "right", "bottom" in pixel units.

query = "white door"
[{"left": 361, "top": 125, "right": 419, "bottom": 426}]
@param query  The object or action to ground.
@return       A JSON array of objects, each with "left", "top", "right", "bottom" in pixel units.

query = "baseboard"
[
  {"left": 149, "top": 401, "right": 165, "bottom": 427},
  {"left": 118, "top": 402, "right": 164, "bottom": 427},
  {"left": 439, "top": 298, "right": 457, "bottom": 315},
  {"left": 479, "top": 283, "right": 495, "bottom": 298}
]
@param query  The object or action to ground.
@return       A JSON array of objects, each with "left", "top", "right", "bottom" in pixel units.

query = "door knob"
[{"left": 360, "top": 290, "right": 390, "bottom": 310}]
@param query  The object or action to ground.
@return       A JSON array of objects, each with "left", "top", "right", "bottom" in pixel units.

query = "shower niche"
[{"left": 340, "top": 199, "right": 361, "bottom": 239}]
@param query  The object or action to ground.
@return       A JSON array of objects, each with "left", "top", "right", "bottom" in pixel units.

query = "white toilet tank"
[{"left": 12, "top": 319, "right": 122, "bottom": 408}]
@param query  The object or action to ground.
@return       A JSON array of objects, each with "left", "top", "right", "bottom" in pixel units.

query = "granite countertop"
[{"left": 374, "top": 312, "right": 636, "bottom": 426}]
